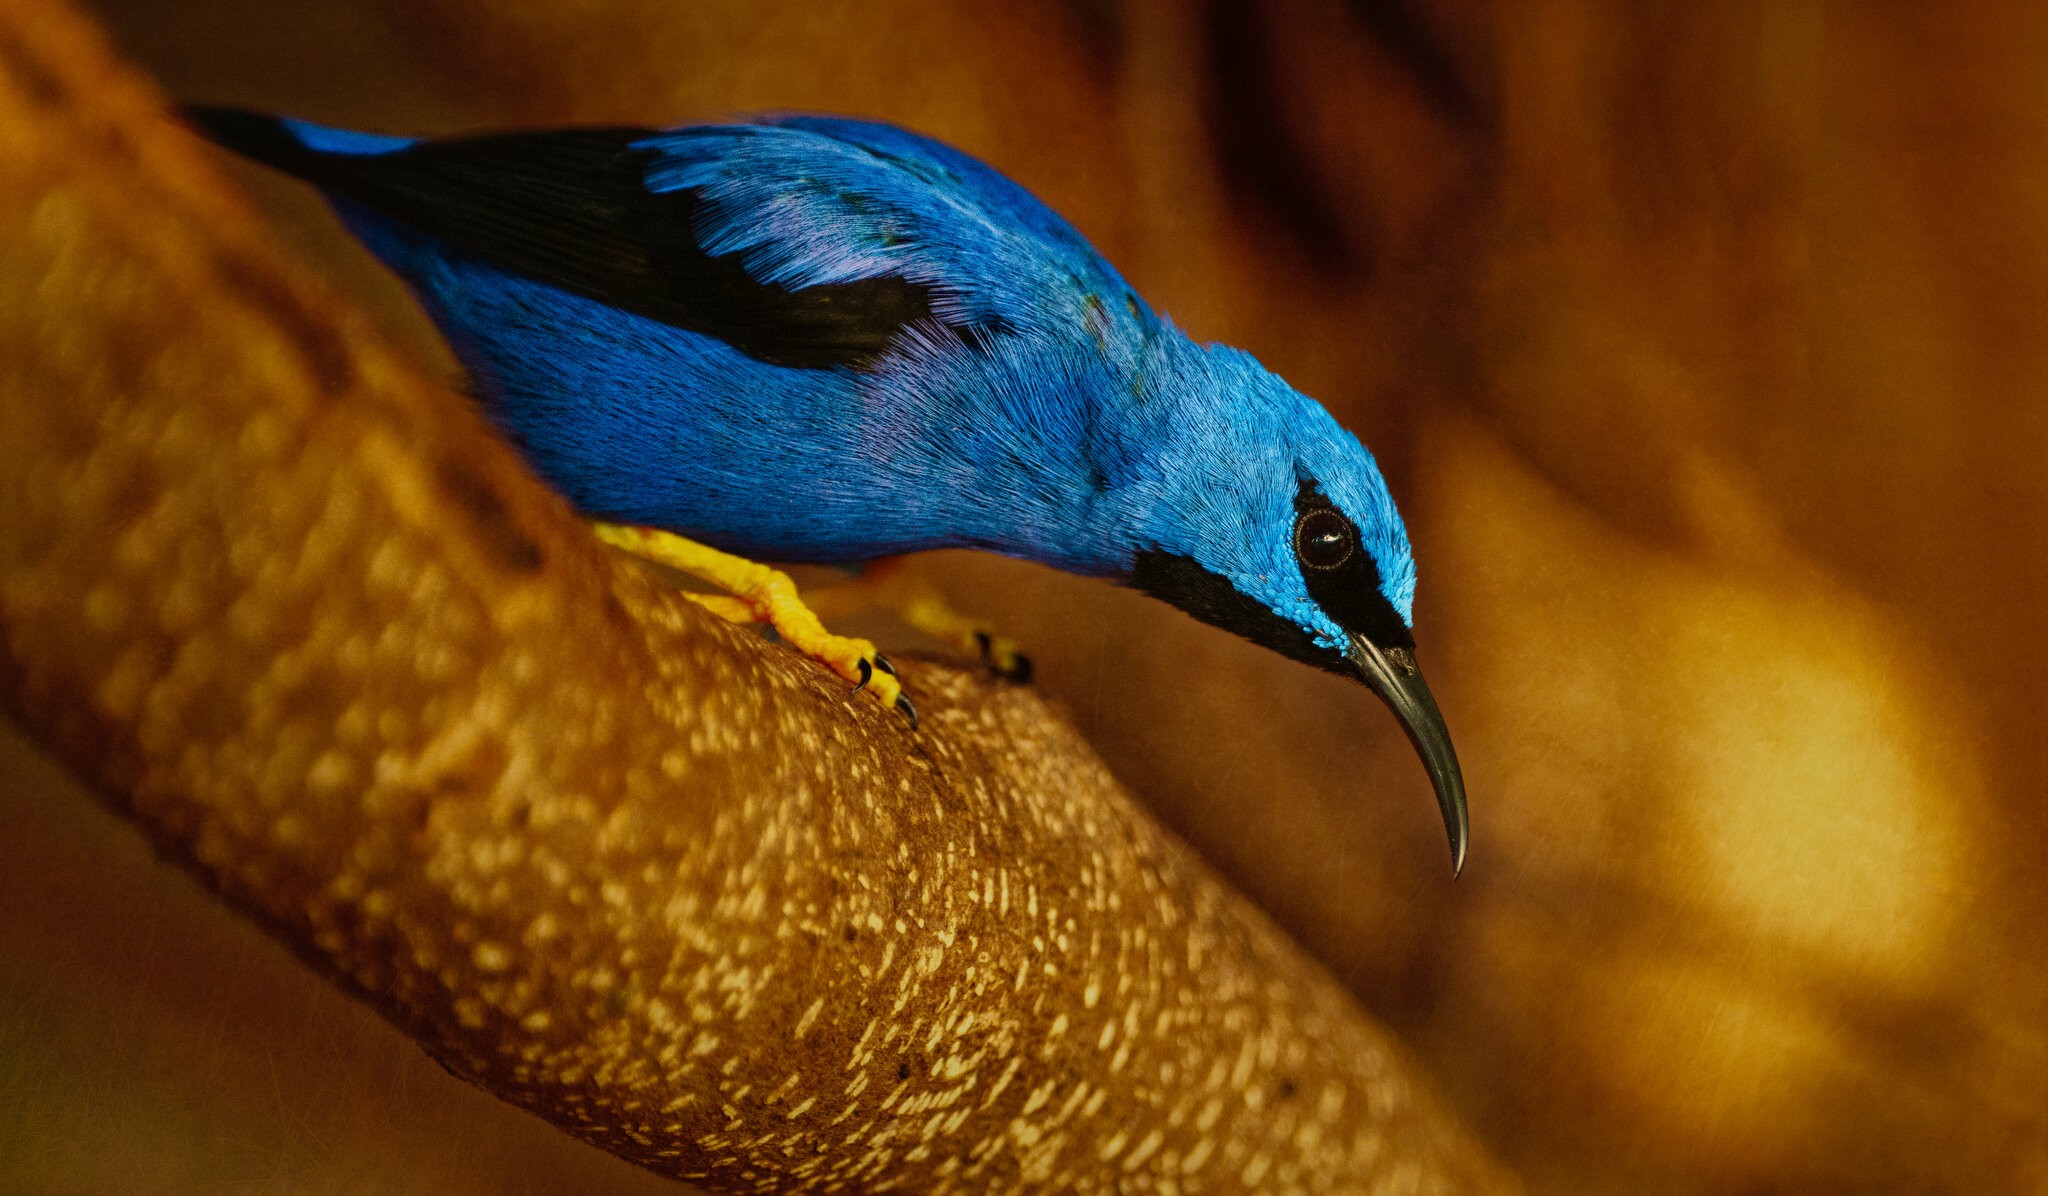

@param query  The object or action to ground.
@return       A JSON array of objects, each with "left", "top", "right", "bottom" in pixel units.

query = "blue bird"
[{"left": 187, "top": 106, "right": 1470, "bottom": 872}]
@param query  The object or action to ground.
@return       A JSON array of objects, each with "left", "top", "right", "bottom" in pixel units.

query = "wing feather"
[{"left": 188, "top": 108, "right": 1148, "bottom": 370}]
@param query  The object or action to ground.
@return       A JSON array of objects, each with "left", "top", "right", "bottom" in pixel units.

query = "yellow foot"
[
  {"left": 592, "top": 523, "right": 918, "bottom": 727},
  {"left": 804, "top": 559, "right": 1031, "bottom": 683}
]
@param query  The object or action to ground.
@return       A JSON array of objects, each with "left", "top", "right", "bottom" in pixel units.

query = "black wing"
[{"left": 187, "top": 106, "right": 947, "bottom": 370}]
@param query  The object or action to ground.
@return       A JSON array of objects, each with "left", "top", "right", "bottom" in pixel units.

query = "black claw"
[
  {"left": 972, "top": 631, "right": 1032, "bottom": 684},
  {"left": 854, "top": 657, "right": 873, "bottom": 692},
  {"left": 895, "top": 691, "right": 920, "bottom": 730},
  {"left": 872, "top": 653, "right": 899, "bottom": 679}
]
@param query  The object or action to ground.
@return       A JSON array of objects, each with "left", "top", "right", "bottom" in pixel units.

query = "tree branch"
[{"left": 0, "top": 1, "right": 1512, "bottom": 1190}]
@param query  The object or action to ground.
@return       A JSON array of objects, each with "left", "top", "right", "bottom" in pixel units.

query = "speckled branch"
[{"left": 0, "top": 3, "right": 1511, "bottom": 1192}]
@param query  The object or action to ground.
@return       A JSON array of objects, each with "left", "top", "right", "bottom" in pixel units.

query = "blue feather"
[
  {"left": 187, "top": 104, "right": 1471, "bottom": 871},
  {"left": 633, "top": 119, "right": 1151, "bottom": 345},
  {"left": 279, "top": 117, "right": 414, "bottom": 157},
  {"left": 202, "top": 107, "right": 1417, "bottom": 656}
]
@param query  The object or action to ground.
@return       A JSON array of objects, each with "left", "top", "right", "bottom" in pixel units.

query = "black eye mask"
[{"left": 1292, "top": 478, "right": 1412, "bottom": 651}]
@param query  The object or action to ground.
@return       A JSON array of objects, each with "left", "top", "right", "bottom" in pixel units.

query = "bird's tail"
[{"left": 183, "top": 106, "right": 419, "bottom": 183}]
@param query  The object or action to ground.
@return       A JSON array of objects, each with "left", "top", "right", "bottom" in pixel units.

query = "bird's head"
[{"left": 1118, "top": 338, "right": 1468, "bottom": 873}]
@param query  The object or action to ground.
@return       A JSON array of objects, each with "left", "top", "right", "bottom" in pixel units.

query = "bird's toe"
[{"left": 974, "top": 630, "right": 1033, "bottom": 684}]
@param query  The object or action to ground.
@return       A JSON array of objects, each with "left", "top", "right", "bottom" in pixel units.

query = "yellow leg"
[
  {"left": 592, "top": 523, "right": 916, "bottom": 724},
  {"left": 805, "top": 559, "right": 1031, "bottom": 683}
]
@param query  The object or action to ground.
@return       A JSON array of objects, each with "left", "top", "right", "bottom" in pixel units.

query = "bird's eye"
[{"left": 1294, "top": 508, "right": 1355, "bottom": 571}]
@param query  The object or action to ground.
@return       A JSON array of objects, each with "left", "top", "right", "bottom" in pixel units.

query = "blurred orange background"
[{"left": 2, "top": 2, "right": 2043, "bottom": 1192}]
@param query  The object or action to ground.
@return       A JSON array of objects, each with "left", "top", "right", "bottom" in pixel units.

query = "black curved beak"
[{"left": 1347, "top": 636, "right": 1468, "bottom": 876}]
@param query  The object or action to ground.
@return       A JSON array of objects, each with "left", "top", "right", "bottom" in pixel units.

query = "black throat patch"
[{"left": 1127, "top": 552, "right": 1350, "bottom": 677}]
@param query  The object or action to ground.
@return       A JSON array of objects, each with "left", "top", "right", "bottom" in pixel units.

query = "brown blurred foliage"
[{"left": 3, "top": 0, "right": 2044, "bottom": 1193}]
